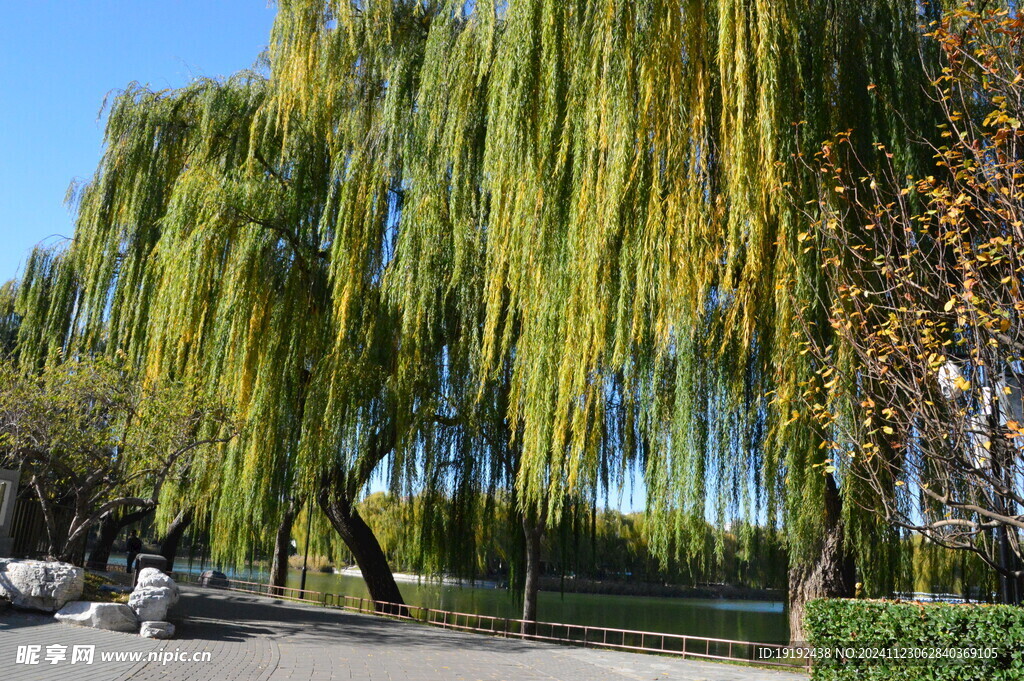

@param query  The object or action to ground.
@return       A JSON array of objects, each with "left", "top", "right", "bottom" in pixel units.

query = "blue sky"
[{"left": 0, "top": 1, "right": 277, "bottom": 282}]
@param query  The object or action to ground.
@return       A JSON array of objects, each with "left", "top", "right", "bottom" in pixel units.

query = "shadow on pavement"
[
  {"left": 0, "top": 609, "right": 60, "bottom": 632},
  {"left": 175, "top": 586, "right": 541, "bottom": 655}
]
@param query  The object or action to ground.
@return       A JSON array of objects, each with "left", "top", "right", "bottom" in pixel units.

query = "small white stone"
[
  {"left": 55, "top": 601, "right": 138, "bottom": 632},
  {"left": 139, "top": 621, "right": 175, "bottom": 639}
]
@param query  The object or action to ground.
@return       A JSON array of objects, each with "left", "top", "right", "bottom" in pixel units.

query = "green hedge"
[{"left": 805, "top": 599, "right": 1024, "bottom": 681}]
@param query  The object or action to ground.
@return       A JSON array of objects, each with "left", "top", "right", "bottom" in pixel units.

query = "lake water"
[
  {"left": 116, "top": 553, "right": 788, "bottom": 643},
  {"left": 283, "top": 572, "right": 789, "bottom": 643}
]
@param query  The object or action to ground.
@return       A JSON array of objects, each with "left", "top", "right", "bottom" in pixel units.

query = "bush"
[{"left": 805, "top": 599, "right": 1024, "bottom": 681}]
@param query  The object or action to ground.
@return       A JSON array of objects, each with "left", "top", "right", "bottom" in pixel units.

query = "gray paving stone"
[{"left": 0, "top": 585, "right": 807, "bottom": 681}]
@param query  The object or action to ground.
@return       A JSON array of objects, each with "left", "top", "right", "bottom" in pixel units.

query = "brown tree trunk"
[
  {"left": 58, "top": 531, "right": 88, "bottom": 566},
  {"left": 318, "top": 475, "right": 404, "bottom": 607},
  {"left": 270, "top": 500, "right": 300, "bottom": 595},
  {"left": 31, "top": 476, "right": 61, "bottom": 560},
  {"left": 87, "top": 507, "right": 154, "bottom": 570},
  {"left": 159, "top": 509, "right": 193, "bottom": 569},
  {"left": 521, "top": 511, "right": 544, "bottom": 633},
  {"left": 787, "top": 473, "right": 855, "bottom": 643}
]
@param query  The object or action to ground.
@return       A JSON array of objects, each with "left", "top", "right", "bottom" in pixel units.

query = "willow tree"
[
  {"left": 268, "top": 0, "right": 941, "bottom": 633},
  {"left": 11, "top": 2, "right": 460, "bottom": 605},
  {"left": 379, "top": 0, "right": 939, "bottom": 639},
  {"left": 14, "top": 0, "right": 952, "bottom": 637},
  {"left": 45, "top": 72, "right": 413, "bottom": 603},
  {"left": 0, "top": 281, "right": 18, "bottom": 355}
]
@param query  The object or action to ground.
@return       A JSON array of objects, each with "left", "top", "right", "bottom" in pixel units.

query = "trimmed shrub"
[{"left": 805, "top": 599, "right": 1024, "bottom": 681}]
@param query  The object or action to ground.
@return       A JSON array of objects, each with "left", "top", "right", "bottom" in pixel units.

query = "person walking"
[{"left": 126, "top": 531, "right": 142, "bottom": 573}]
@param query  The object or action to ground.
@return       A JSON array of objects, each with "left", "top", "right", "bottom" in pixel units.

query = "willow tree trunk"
[
  {"left": 318, "top": 481, "right": 404, "bottom": 606},
  {"left": 86, "top": 507, "right": 154, "bottom": 570},
  {"left": 159, "top": 509, "right": 193, "bottom": 569},
  {"left": 270, "top": 500, "right": 300, "bottom": 595},
  {"left": 787, "top": 474, "right": 855, "bottom": 643},
  {"left": 521, "top": 512, "right": 544, "bottom": 633}
]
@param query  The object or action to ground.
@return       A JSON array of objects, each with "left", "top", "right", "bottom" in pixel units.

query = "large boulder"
[
  {"left": 198, "top": 570, "right": 228, "bottom": 588},
  {"left": 139, "top": 621, "right": 175, "bottom": 639},
  {"left": 0, "top": 559, "right": 84, "bottom": 612},
  {"left": 55, "top": 601, "right": 138, "bottom": 632},
  {"left": 127, "top": 586, "right": 173, "bottom": 621},
  {"left": 135, "top": 568, "right": 178, "bottom": 606}
]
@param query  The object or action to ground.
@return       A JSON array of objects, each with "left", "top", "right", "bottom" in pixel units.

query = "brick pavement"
[{"left": 0, "top": 586, "right": 808, "bottom": 681}]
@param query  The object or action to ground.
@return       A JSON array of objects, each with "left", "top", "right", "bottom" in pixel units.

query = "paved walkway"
[{"left": 0, "top": 586, "right": 808, "bottom": 681}]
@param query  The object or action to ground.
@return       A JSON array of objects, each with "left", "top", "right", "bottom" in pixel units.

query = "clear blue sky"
[{"left": 0, "top": 1, "right": 277, "bottom": 282}]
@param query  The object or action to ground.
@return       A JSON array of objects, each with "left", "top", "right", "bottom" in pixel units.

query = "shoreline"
[
  {"left": 537, "top": 576, "right": 785, "bottom": 602},
  {"left": 337, "top": 567, "right": 502, "bottom": 589}
]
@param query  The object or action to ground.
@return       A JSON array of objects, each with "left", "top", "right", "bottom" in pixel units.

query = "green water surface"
[{"left": 284, "top": 571, "right": 789, "bottom": 643}]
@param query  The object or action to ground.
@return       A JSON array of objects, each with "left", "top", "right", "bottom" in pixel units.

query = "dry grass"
[{"left": 82, "top": 572, "right": 130, "bottom": 604}]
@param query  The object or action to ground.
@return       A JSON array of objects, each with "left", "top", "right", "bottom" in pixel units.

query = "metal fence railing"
[
  {"left": 9, "top": 497, "right": 54, "bottom": 558},
  {"left": 172, "top": 572, "right": 807, "bottom": 671}
]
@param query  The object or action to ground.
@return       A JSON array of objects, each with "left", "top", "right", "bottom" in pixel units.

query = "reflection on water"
[{"left": 115, "top": 552, "right": 788, "bottom": 643}]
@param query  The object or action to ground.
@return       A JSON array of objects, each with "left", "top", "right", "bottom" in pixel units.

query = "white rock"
[
  {"left": 55, "top": 601, "right": 138, "bottom": 632},
  {"left": 128, "top": 586, "right": 173, "bottom": 621},
  {"left": 0, "top": 559, "right": 84, "bottom": 612},
  {"left": 135, "top": 568, "right": 179, "bottom": 606},
  {"left": 139, "top": 621, "right": 175, "bottom": 639}
]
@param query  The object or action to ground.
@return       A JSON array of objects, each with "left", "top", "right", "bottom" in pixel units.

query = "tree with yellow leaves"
[{"left": 799, "top": 6, "right": 1024, "bottom": 606}]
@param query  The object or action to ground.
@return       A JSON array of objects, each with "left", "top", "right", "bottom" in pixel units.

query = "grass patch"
[{"left": 82, "top": 572, "right": 130, "bottom": 604}]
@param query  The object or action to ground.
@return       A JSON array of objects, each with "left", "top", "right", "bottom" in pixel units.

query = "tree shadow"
[{"left": 174, "top": 586, "right": 545, "bottom": 655}]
